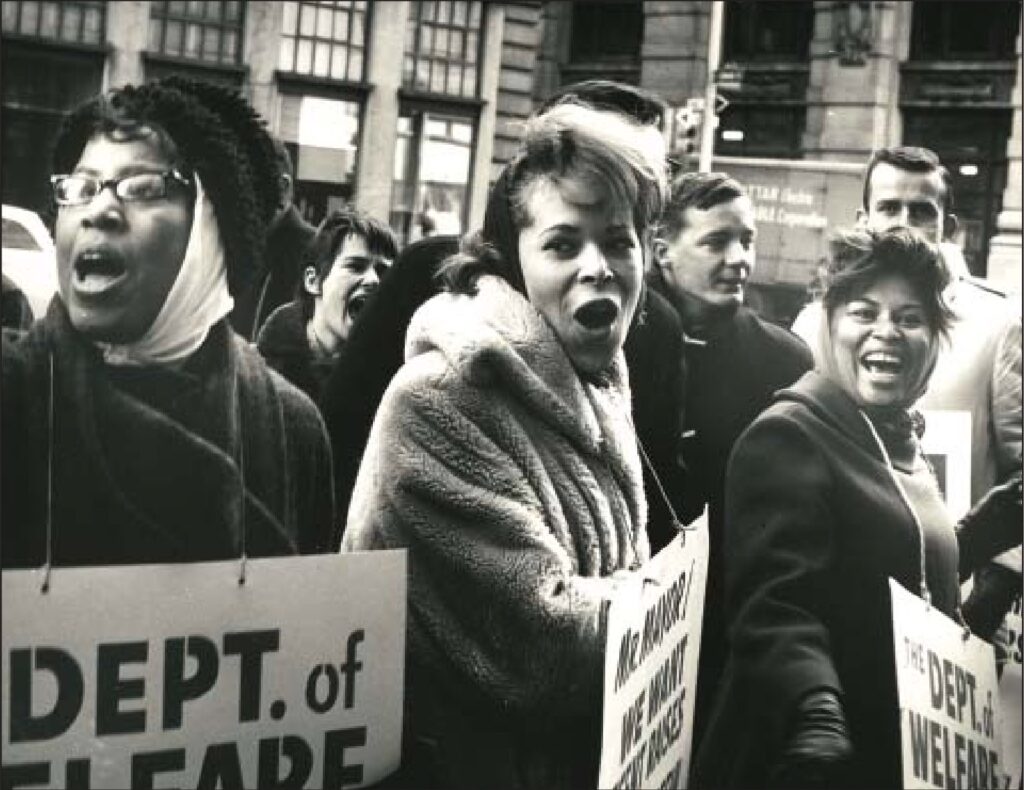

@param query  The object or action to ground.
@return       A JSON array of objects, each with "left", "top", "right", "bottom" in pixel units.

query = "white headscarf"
[{"left": 100, "top": 175, "right": 234, "bottom": 366}]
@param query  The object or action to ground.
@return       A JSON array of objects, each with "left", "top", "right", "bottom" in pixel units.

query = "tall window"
[
  {"left": 562, "top": 1, "right": 642, "bottom": 85},
  {"left": 570, "top": 2, "right": 642, "bottom": 62},
  {"left": 393, "top": 1, "right": 485, "bottom": 244},
  {"left": 910, "top": 1, "right": 1020, "bottom": 61},
  {"left": 279, "top": 0, "right": 368, "bottom": 82},
  {"left": 403, "top": 0, "right": 483, "bottom": 98},
  {"left": 2, "top": 2, "right": 107, "bottom": 213},
  {"left": 1, "top": 1, "right": 104, "bottom": 45},
  {"left": 277, "top": 93, "right": 361, "bottom": 226},
  {"left": 391, "top": 109, "right": 474, "bottom": 243},
  {"left": 716, "top": 1, "right": 813, "bottom": 160},
  {"left": 148, "top": 1, "right": 244, "bottom": 65},
  {"left": 724, "top": 1, "right": 813, "bottom": 62},
  {"left": 276, "top": 2, "right": 370, "bottom": 224}
]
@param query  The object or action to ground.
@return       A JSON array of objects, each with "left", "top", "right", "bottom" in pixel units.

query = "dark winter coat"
[
  {"left": 342, "top": 275, "right": 648, "bottom": 789},
  {"left": 2, "top": 301, "right": 338, "bottom": 568},
  {"left": 623, "top": 286, "right": 687, "bottom": 551},
  {"left": 692, "top": 371, "right": 960, "bottom": 789},
  {"left": 231, "top": 205, "right": 316, "bottom": 339},
  {"left": 320, "top": 235, "right": 460, "bottom": 524},
  {"left": 256, "top": 299, "right": 333, "bottom": 403},
  {"left": 648, "top": 277, "right": 814, "bottom": 752}
]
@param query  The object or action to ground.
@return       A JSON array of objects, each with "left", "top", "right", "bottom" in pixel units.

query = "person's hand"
[
  {"left": 769, "top": 689, "right": 854, "bottom": 789},
  {"left": 963, "top": 563, "right": 1021, "bottom": 642},
  {"left": 957, "top": 472, "right": 1023, "bottom": 579}
]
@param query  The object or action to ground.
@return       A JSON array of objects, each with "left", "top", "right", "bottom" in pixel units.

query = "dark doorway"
[{"left": 902, "top": 109, "right": 1013, "bottom": 276}]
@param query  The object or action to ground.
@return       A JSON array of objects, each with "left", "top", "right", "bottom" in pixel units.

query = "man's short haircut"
[
  {"left": 538, "top": 79, "right": 668, "bottom": 130},
  {"left": 862, "top": 146, "right": 956, "bottom": 215},
  {"left": 299, "top": 208, "right": 399, "bottom": 320},
  {"left": 660, "top": 171, "right": 747, "bottom": 241}
]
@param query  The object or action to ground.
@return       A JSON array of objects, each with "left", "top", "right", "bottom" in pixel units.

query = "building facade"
[
  {"left": 1, "top": 0, "right": 545, "bottom": 246},
  {"left": 3, "top": 1, "right": 1020, "bottom": 309},
  {"left": 537, "top": 0, "right": 1023, "bottom": 315}
]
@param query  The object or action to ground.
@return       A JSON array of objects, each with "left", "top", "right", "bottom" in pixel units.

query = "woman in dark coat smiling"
[{"left": 693, "top": 228, "right": 1022, "bottom": 789}]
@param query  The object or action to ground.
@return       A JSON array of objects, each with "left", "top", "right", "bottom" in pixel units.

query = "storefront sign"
[
  {"left": 890, "top": 579, "right": 1002, "bottom": 789},
  {"left": 713, "top": 157, "right": 864, "bottom": 288},
  {"left": 599, "top": 515, "right": 709, "bottom": 790},
  {"left": 2, "top": 551, "right": 406, "bottom": 789}
]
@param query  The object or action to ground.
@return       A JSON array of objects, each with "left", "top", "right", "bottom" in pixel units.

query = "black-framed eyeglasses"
[{"left": 50, "top": 170, "right": 193, "bottom": 207}]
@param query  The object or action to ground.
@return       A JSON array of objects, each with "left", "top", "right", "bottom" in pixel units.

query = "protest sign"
[
  {"left": 890, "top": 578, "right": 1003, "bottom": 789},
  {"left": 2, "top": 551, "right": 406, "bottom": 789},
  {"left": 599, "top": 513, "right": 709, "bottom": 790},
  {"left": 918, "top": 409, "right": 972, "bottom": 520}
]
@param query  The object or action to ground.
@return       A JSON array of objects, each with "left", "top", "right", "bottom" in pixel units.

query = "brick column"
[
  {"left": 986, "top": 8, "right": 1023, "bottom": 296},
  {"left": 467, "top": 4, "right": 505, "bottom": 229},
  {"left": 803, "top": 1, "right": 905, "bottom": 162},
  {"left": 352, "top": 2, "right": 410, "bottom": 222},
  {"left": 491, "top": 2, "right": 543, "bottom": 179},
  {"left": 104, "top": 1, "right": 147, "bottom": 89},
  {"left": 242, "top": 1, "right": 284, "bottom": 121},
  {"left": 640, "top": 1, "right": 708, "bottom": 106}
]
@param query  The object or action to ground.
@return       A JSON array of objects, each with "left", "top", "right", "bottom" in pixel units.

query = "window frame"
[
  {"left": 389, "top": 95, "right": 480, "bottom": 246},
  {"left": 909, "top": 0, "right": 1021, "bottom": 62},
  {"left": 274, "top": 76, "right": 369, "bottom": 227},
  {"left": 147, "top": 0, "right": 246, "bottom": 66},
  {"left": 278, "top": 0, "right": 371, "bottom": 84},
  {"left": 1, "top": 1, "right": 107, "bottom": 47},
  {"left": 402, "top": 0, "right": 485, "bottom": 100},
  {"left": 722, "top": 0, "right": 814, "bottom": 64}
]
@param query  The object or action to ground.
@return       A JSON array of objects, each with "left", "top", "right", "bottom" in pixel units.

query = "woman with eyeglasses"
[{"left": 2, "top": 78, "right": 337, "bottom": 568}]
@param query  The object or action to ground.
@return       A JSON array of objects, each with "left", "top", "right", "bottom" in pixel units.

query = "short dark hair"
[
  {"left": 53, "top": 77, "right": 280, "bottom": 298},
  {"left": 299, "top": 208, "right": 399, "bottom": 320},
  {"left": 538, "top": 79, "right": 668, "bottom": 130},
  {"left": 822, "top": 226, "right": 955, "bottom": 339},
  {"left": 862, "top": 146, "right": 956, "bottom": 215},
  {"left": 660, "top": 171, "right": 746, "bottom": 241}
]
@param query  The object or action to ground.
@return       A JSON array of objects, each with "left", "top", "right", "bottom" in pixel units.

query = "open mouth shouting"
[
  {"left": 860, "top": 350, "right": 904, "bottom": 384},
  {"left": 346, "top": 287, "right": 377, "bottom": 322},
  {"left": 573, "top": 297, "right": 620, "bottom": 334},
  {"left": 73, "top": 247, "right": 129, "bottom": 296}
]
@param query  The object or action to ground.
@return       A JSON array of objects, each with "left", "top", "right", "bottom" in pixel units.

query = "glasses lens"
[
  {"left": 55, "top": 176, "right": 97, "bottom": 205},
  {"left": 120, "top": 173, "right": 167, "bottom": 201}
]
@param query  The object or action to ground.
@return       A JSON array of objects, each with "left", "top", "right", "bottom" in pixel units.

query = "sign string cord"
[{"left": 41, "top": 351, "right": 55, "bottom": 594}]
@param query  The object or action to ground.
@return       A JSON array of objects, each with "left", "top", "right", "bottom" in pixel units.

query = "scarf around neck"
[{"left": 814, "top": 305, "right": 934, "bottom": 469}]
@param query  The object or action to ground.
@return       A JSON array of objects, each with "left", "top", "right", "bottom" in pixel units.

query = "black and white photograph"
[{"left": 2, "top": 1, "right": 1022, "bottom": 788}]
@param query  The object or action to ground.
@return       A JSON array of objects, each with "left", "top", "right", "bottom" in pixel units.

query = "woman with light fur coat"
[{"left": 342, "top": 101, "right": 668, "bottom": 788}]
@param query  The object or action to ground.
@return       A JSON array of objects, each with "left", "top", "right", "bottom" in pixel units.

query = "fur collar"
[{"left": 406, "top": 275, "right": 633, "bottom": 457}]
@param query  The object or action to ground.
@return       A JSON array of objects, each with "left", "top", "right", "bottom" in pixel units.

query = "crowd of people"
[{"left": 2, "top": 76, "right": 1021, "bottom": 789}]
